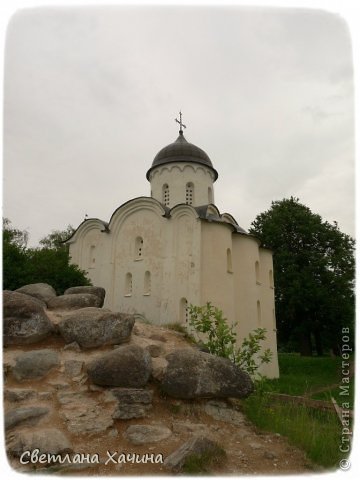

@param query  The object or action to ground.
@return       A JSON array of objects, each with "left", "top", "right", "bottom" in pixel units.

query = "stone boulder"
[
  {"left": 111, "top": 388, "right": 153, "bottom": 420},
  {"left": 15, "top": 283, "right": 56, "bottom": 304},
  {"left": 5, "top": 406, "right": 50, "bottom": 430},
  {"left": 164, "top": 436, "right": 225, "bottom": 472},
  {"left": 7, "top": 428, "right": 72, "bottom": 457},
  {"left": 15, "top": 283, "right": 57, "bottom": 305},
  {"left": 124, "top": 424, "right": 172, "bottom": 445},
  {"left": 12, "top": 349, "right": 60, "bottom": 381},
  {"left": 160, "top": 349, "right": 253, "bottom": 399},
  {"left": 3, "top": 291, "right": 53, "bottom": 346},
  {"left": 64, "top": 286, "right": 106, "bottom": 307},
  {"left": 47, "top": 293, "right": 102, "bottom": 310},
  {"left": 58, "top": 308, "right": 134, "bottom": 348},
  {"left": 87, "top": 345, "right": 151, "bottom": 387}
]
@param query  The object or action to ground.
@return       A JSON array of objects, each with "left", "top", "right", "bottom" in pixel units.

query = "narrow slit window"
[
  {"left": 135, "top": 236, "right": 144, "bottom": 259},
  {"left": 162, "top": 184, "right": 170, "bottom": 206},
  {"left": 227, "top": 248, "right": 233, "bottom": 273},
  {"left": 257, "top": 300, "right": 261, "bottom": 326},
  {"left": 180, "top": 298, "right": 188, "bottom": 323},
  {"left": 144, "top": 271, "right": 151, "bottom": 295},
  {"left": 185, "top": 182, "right": 194, "bottom": 205},
  {"left": 255, "top": 261, "right": 260, "bottom": 284},
  {"left": 269, "top": 269, "right": 274, "bottom": 288},
  {"left": 125, "top": 273, "right": 133, "bottom": 296}
]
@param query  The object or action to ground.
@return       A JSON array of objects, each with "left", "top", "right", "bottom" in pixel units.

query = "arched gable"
[
  {"left": 65, "top": 218, "right": 108, "bottom": 244},
  {"left": 109, "top": 197, "right": 167, "bottom": 238},
  {"left": 169, "top": 203, "right": 200, "bottom": 221}
]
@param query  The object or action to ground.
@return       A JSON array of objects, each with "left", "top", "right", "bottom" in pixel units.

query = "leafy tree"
[
  {"left": 39, "top": 225, "right": 75, "bottom": 250},
  {"left": 3, "top": 219, "right": 91, "bottom": 294},
  {"left": 3, "top": 218, "right": 29, "bottom": 290},
  {"left": 249, "top": 197, "right": 355, "bottom": 356}
]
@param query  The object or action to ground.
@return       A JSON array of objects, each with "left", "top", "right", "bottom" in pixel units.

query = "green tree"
[
  {"left": 249, "top": 197, "right": 355, "bottom": 356},
  {"left": 3, "top": 219, "right": 91, "bottom": 294},
  {"left": 39, "top": 225, "right": 75, "bottom": 250},
  {"left": 3, "top": 218, "right": 29, "bottom": 290}
]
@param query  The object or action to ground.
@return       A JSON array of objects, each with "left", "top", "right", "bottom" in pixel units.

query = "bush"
[{"left": 188, "top": 302, "right": 272, "bottom": 377}]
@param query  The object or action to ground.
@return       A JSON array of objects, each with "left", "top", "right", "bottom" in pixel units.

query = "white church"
[{"left": 67, "top": 114, "right": 279, "bottom": 378}]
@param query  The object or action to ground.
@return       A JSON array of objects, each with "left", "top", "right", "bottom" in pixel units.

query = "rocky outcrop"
[
  {"left": 160, "top": 349, "right": 253, "bottom": 399},
  {"left": 87, "top": 345, "right": 151, "bottom": 387},
  {"left": 47, "top": 293, "right": 102, "bottom": 311},
  {"left": 3, "top": 291, "right": 53, "bottom": 346},
  {"left": 58, "top": 308, "right": 134, "bottom": 348},
  {"left": 5, "top": 406, "right": 50, "bottom": 430},
  {"left": 7, "top": 428, "right": 72, "bottom": 457},
  {"left": 12, "top": 349, "right": 60, "bottom": 381},
  {"left": 111, "top": 388, "right": 153, "bottom": 419},
  {"left": 164, "top": 436, "right": 225, "bottom": 472},
  {"left": 15, "top": 283, "right": 57, "bottom": 305},
  {"left": 64, "top": 286, "right": 106, "bottom": 307},
  {"left": 124, "top": 424, "right": 172, "bottom": 445}
]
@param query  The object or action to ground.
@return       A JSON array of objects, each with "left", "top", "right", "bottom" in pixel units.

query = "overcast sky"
[{"left": 3, "top": 6, "right": 354, "bottom": 246}]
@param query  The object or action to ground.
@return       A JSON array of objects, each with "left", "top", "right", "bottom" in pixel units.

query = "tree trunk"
[
  {"left": 299, "top": 331, "right": 312, "bottom": 356},
  {"left": 314, "top": 330, "right": 323, "bottom": 356}
]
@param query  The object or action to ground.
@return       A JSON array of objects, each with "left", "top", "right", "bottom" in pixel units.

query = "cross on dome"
[{"left": 175, "top": 110, "right": 186, "bottom": 133}]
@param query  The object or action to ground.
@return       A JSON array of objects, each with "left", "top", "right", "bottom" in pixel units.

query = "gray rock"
[
  {"left": 147, "top": 343, "right": 164, "bottom": 358},
  {"left": 151, "top": 357, "right": 168, "bottom": 381},
  {"left": 64, "top": 286, "right": 106, "bottom": 306},
  {"left": 58, "top": 308, "right": 134, "bottom": 348},
  {"left": 124, "top": 424, "right": 172, "bottom": 445},
  {"left": 111, "top": 388, "right": 153, "bottom": 420},
  {"left": 15, "top": 283, "right": 57, "bottom": 304},
  {"left": 7, "top": 428, "right": 72, "bottom": 457},
  {"left": 164, "top": 436, "right": 225, "bottom": 471},
  {"left": 58, "top": 393, "right": 114, "bottom": 434},
  {"left": 3, "top": 291, "right": 53, "bottom": 346},
  {"left": 5, "top": 406, "right": 50, "bottom": 430},
  {"left": 47, "top": 293, "right": 102, "bottom": 311},
  {"left": 113, "top": 404, "right": 151, "bottom": 420},
  {"left": 264, "top": 451, "right": 277, "bottom": 460},
  {"left": 204, "top": 400, "right": 246, "bottom": 425},
  {"left": 64, "top": 360, "right": 84, "bottom": 378},
  {"left": 12, "top": 349, "right": 60, "bottom": 381},
  {"left": 63, "top": 341, "right": 81, "bottom": 352},
  {"left": 249, "top": 441, "right": 263, "bottom": 450},
  {"left": 160, "top": 349, "right": 253, "bottom": 399},
  {"left": 4, "top": 388, "right": 37, "bottom": 403},
  {"left": 38, "top": 391, "right": 53, "bottom": 401},
  {"left": 110, "top": 388, "right": 153, "bottom": 404},
  {"left": 87, "top": 345, "right": 151, "bottom": 387}
]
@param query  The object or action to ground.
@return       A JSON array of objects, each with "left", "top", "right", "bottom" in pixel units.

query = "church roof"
[{"left": 146, "top": 131, "right": 218, "bottom": 181}]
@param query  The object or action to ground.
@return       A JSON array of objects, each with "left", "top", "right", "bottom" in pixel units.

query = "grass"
[
  {"left": 182, "top": 446, "right": 226, "bottom": 474},
  {"left": 241, "top": 353, "right": 354, "bottom": 469}
]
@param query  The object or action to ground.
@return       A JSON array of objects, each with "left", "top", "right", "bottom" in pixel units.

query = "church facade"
[{"left": 67, "top": 120, "right": 279, "bottom": 378}]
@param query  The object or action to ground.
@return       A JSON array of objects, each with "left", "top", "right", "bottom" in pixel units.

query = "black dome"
[{"left": 146, "top": 131, "right": 218, "bottom": 180}]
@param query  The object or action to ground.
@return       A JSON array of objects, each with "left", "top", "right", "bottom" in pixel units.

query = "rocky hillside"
[{"left": 3, "top": 283, "right": 312, "bottom": 475}]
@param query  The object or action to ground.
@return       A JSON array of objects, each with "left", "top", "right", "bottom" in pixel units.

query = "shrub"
[{"left": 188, "top": 302, "right": 272, "bottom": 377}]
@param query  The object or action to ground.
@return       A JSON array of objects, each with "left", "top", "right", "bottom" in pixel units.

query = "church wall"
[
  {"left": 109, "top": 208, "right": 166, "bottom": 324},
  {"left": 199, "top": 221, "right": 235, "bottom": 321},
  {"left": 149, "top": 163, "right": 215, "bottom": 207},
  {"left": 198, "top": 224, "right": 279, "bottom": 379},
  {"left": 232, "top": 235, "right": 279, "bottom": 378}
]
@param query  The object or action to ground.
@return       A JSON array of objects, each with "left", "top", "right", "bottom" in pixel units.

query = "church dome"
[{"left": 146, "top": 131, "right": 218, "bottom": 181}]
